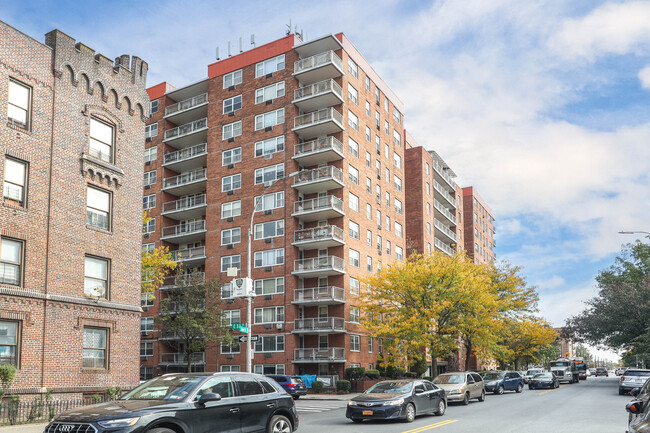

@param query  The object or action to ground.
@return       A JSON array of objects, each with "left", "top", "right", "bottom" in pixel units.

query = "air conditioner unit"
[
  {"left": 226, "top": 354, "right": 234, "bottom": 359},
  {"left": 228, "top": 85, "right": 236, "bottom": 91},
  {"left": 264, "top": 181, "right": 273, "bottom": 187},
  {"left": 227, "top": 190, "right": 234, "bottom": 195},
  {"left": 227, "top": 217, "right": 234, "bottom": 222},
  {"left": 228, "top": 112, "right": 235, "bottom": 117},
  {"left": 265, "top": 352, "right": 273, "bottom": 358},
  {"left": 227, "top": 164, "right": 235, "bottom": 169},
  {"left": 145, "top": 161, "right": 151, "bottom": 166},
  {"left": 144, "top": 233, "right": 150, "bottom": 238},
  {"left": 266, "top": 73, "right": 273, "bottom": 78},
  {"left": 264, "top": 238, "right": 272, "bottom": 244},
  {"left": 264, "top": 126, "right": 273, "bottom": 132},
  {"left": 141, "top": 331, "right": 149, "bottom": 336},
  {"left": 264, "top": 324, "right": 272, "bottom": 330},
  {"left": 226, "top": 299, "right": 234, "bottom": 304},
  {"left": 146, "top": 137, "right": 152, "bottom": 142},
  {"left": 265, "top": 100, "right": 273, "bottom": 105},
  {"left": 265, "top": 295, "right": 272, "bottom": 300},
  {"left": 227, "top": 244, "right": 234, "bottom": 250},
  {"left": 264, "top": 154, "right": 273, "bottom": 160},
  {"left": 276, "top": 323, "right": 283, "bottom": 329},
  {"left": 264, "top": 210, "right": 273, "bottom": 215},
  {"left": 265, "top": 266, "right": 273, "bottom": 272},
  {"left": 228, "top": 137, "right": 235, "bottom": 143},
  {"left": 144, "top": 185, "right": 151, "bottom": 190}
]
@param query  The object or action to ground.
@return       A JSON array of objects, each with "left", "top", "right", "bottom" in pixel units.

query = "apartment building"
[
  {"left": 0, "top": 21, "right": 148, "bottom": 398},
  {"left": 141, "top": 33, "right": 408, "bottom": 379},
  {"left": 462, "top": 186, "right": 495, "bottom": 264}
]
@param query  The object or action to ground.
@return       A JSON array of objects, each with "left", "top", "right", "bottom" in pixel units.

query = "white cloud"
[
  {"left": 536, "top": 275, "right": 566, "bottom": 291},
  {"left": 639, "top": 65, "right": 650, "bottom": 89}
]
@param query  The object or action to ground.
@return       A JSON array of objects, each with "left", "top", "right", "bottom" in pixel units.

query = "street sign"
[
  {"left": 231, "top": 323, "right": 247, "bottom": 331},
  {"left": 238, "top": 335, "right": 259, "bottom": 343}
]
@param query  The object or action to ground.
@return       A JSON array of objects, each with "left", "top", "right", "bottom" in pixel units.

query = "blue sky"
[{"left": 6, "top": 0, "right": 650, "bottom": 360}]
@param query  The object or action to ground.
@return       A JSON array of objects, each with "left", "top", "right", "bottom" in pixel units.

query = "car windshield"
[
  {"left": 550, "top": 362, "right": 570, "bottom": 367},
  {"left": 120, "top": 376, "right": 205, "bottom": 401},
  {"left": 483, "top": 372, "right": 505, "bottom": 380},
  {"left": 366, "top": 381, "right": 413, "bottom": 394},
  {"left": 433, "top": 374, "right": 465, "bottom": 384},
  {"left": 533, "top": 373, "right": 553, "bottom": 379},
  {"left": 526, "top": 370, "right": 542, "bottom": 375}
]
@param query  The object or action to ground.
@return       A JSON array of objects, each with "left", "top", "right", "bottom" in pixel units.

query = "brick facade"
[{"left": 462, "top": 186, "right": 495, "bottom": 264}]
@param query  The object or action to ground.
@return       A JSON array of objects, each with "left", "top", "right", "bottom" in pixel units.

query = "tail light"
[
  {"left": 621, "top": 376, "right": 625, "bottom": 381},
  {"left": 286, "top": 383, "right": 296, "bottom": 387}
]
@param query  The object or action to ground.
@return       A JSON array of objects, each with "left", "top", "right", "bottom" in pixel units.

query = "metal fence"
[{"left": 0, "top": 395, "right": 111, "bottom": 425}]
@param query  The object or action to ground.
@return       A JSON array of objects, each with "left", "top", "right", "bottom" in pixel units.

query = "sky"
[{"left": 6, "top": 0, "right": 650, "bottom": 362}]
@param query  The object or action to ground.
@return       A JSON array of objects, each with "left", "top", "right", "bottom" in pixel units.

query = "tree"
[
  {"left": 494, "top": 318, "right": 557, "bottom": 370},
  {"left": 142, "top": 211, "right": 177, "bottom": 298},
  {"left": 156, "top": 274, "right": 233, "bottom": 372}
]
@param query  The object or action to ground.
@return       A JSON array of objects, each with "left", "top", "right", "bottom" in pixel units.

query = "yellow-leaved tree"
[
  {"left": 495, "top": 318, "right": 557, "bottom": 370},
  {"left": 142, "top": 211, "right": 177, "bottom": 301}
]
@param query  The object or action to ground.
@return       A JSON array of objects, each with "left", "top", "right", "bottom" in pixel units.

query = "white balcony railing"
[
  {"left": 435, "top": 238, "right": 455, "bottom": 256},
  {"left": 293, "top": 317, "right": 345, "bottom": 332},
  {"left": 434, "top": 218, "right": 457, "bottom": 242},
  {"left": 164, "top": 118, "right": 207, "bottom": 141},
  {"left": 294, "top": 136, "right": 344, "bottom": 159},
  {"left": 434, "top": 199, "right": 456, "bottom": 224},
  {"left": 433, "top": 179, "right": 456, "bottom": 207},
  {"left": 432, "top": 159, "right": 457, "bottom": 189},
  {"left": 293, "top": 286, "right": 345, "bottom": 303},
  {"left": 294, "top": 108, "right": 343, "bottom": 130},
  {"left": 164, "top": 143, "right": 207, "bottom": 165},
  {"left": 159, "top": 352, "right": 205, "bottom": 365},
  {"left": 294, "top": 347, "right": 345, "bottom": 362},
  {"left": 163, "top": 169, "right": 207, "bottom": 189},
  {"left": 163, "top": 194, "right": 207, "bottom": 213},
  {"left": 170, "top": 246, "right": 206, "bottom": 262},
  {"left": 293, "top": 196, "right": 344, "bottom": 214},
  {"left": 293, "top": 166, "right": 344, "bottom": 187},
  {"left": 294, "top": 256, "right": 345, "bottom": 273},
  {"left": 162, "top": 220, "right": 206, "bottom": 238},
  {"left": 294, "top": 51, "right": 343, "bottom": 74},
  {"left": 293, "top": 226, "right": 344, "bottom": 243},
  {"left": 165, "top": 93, "right": 208, "bottom": 116},
  {"left": 294, "top": 79, "right": 343, "bottom": 101}
]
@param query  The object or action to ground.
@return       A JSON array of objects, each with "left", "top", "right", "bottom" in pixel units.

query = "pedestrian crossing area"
[{"left": 294, "top": 400, "right": 348, "bottom": 413}]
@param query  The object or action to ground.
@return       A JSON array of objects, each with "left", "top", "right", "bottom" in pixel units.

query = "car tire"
[
  {"left": 462, "top": 393, "right": 470, "bottom": 405},
  {"left": 435, "top": 400, "right": 446, "bottom": 416},
  {"left": 516, "top": 383, "right": 523, "bottom": 393},
  {"left": 404, "top": 403, "right": 416, "bottom": 423},
  {"left": 268, "top": 415, "right": 292, "bottom": 433},
  {"left": 146, "top": 429, "right": 175, "bottom": 433},
  {"left": 293, "top": 395, "right": 300, "bottom": 400},
  {"left": 351, "top": 419, "right": 363, "bottom": 423},
  {"left": 529, "top": 385, "right": 535, "bottom": 390},
  {"left": 495, "top": 385, "right": 504, "bottom": 395},
  {"left": 478, "top": 390, "right": 486, "bottom": 402},
  {"left": 619, "top": 388, "right": 626, "bottom": 396}
]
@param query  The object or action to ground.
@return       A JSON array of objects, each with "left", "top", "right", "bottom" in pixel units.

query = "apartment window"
[
  {"left": 89, "top": 117, "right": 114, "bottom": 163},
  {"left": 254, "top": 306, "right": 284, "bottom": 324},
  {"left": 426, "top": 163, "right": 430, "bottom": 176},
  {"left": 221, "top": 227, "right": 241, "bottom": 245},
  {"left": 255, "top": 335, "right": 285, "bottom": 352},
  {"left": 365, "top": 100, "right": 371, "bottom": 117},
  {"left": 222, "top": 147, "right": 242, "bottom": 166},
  {"left": 350, "top": 249, "right": 360, "bottom": 268},
  {"left": 140, "top": 341, "right": 153, "bottom": 357},
  {"left": 396, "top": 246, "right": 404, "bottom": 261},
  {"left": 348, "top": 84, "right": 358, "bottom": 104},
  {"left": 83, "top": 327, "right": 108, "bottom": 369},
  {"left": 221, "top": 255, "right": 241, "bottom": 272},
  {"left": 393, "top": 152, "right": 402, "bottom": 169},
  {"left": 255, "top": 136, "right": 285, "bottom": 158},
  {"left": 394, "top": 109, "right": 402, "bottom": 124},
  {"left": 426, "top": 183, "right": 431, "bottom": 196},
  {"left": 254, "top": 191, "right": 284, "bottom": 212},
  {"left": 86, "top": 186, "right": 111, "bottom": 230},
  {"left": 384, "top": 98, "right": 389, "bottom": 113},
  {"left": 144, "top": 170, "right": 157, "bottom": 186},
  {"left": 364, "top": 76, "right": 371, "bottom": 91},
  {"left": 221, "top": 342, "right": 240, "bottom": 354},
  {"left": 348, "top": 138, "right": 359, "bottom": 158},
  {"left": 141, "top": 292, "right": 154, "bottom": 308},
  {"left": 377, "top": 235, "right": 382, "bottom": 254},
  {"left": 367, "top": 256, "right": 373, "bottom": 272},
  {"left": 386, "top": 240, "right": 392, "bottom": 256},
  {"left": 145, "top": 123, "right": 158, "bottom": 140},
  {"left": 3, "top": 157, "right": 28, "bottom": 205},
  {"left": 255, "top": 55, "right": 285, "bottom": 77},
  {"left": 377, "top": 210, "right": 382, "bottom": 227},
  {"left": 365, "top": 152, "right": 371, "bottom": 168},
  {"left": 386, "top": 216, "right": 391, "bottom": 232},
  {"left": 366, "top": 203, "right": 372, "bottom": 220},
  {"left": 349, "top": 193, "right": 359, "bottom": 212},
  {"left": 0, "top": 321, "right": 19, "bottom": 366},
  {"left": 349, "top": 221, "right": 360, "bottom": 240},
  {"left": 0, "top": 237, "right": 23, "bottom": 287},
  {"left": 384, "top": 120, "right": 389, "bottom": 135},
  {"left": 84, "top": 256, "right": 109, "bottom": 298},
  {"left": 385, "top": 167, "right": 390, "bottom": 181},
  {"left": 141, "top": 317, "right": 154, "bottom": 333},
  {"left": 222, "top": 200, "right": 241, "bottom": 218},
  {"left": 256, "top": 82, "right": 285, "bottom": 104},
  {"left": 375, "top": 88, "right": 380, "bottom": 104},
  {"left": 144, "top": 146, "right": 157, "bottom": 163},
  {"left": 350, "top": 277, "right": 360, "bottom": 295},
  {"left": 254, "top": 277, "right": 284, "bottom": 295},
  {"left": 385, "top": 191, "right": 390, "bottom": 206},
  {"left": 350, "top": 307, "right": 360, "bottom": 323},
  {"left": 396, "top": 222, "right": 403, "bottom": 238},
  {"left": 254, "top": 248, "right": 284, "bottom": 268},
  {"left": 223, "top": 95, "right": 242, "bottom": 114},
  {"left": 427, "top": 243, "right": 432, "bottom": 253},
  {"left": 222, "top": 173, "right": 242, "bottom": 192},
  {"left": 394, "top": 175, "right": 402, "bottom": 192},
  {"left": 223, "top": 69, "right": 243, "bottom": 88},
  {"left": 223, "top": 309, "right": 241, "bottom": 326},
  {"left": 149, "top": 99, "right": 158, "bottom": 115},
  {"left": 222, "top": 120, "right": 242, "bottom": 140},
  {"left": 348, "top": 165, "right": 359, "bottom": 185},
  {"left": 254, "top": 364, "right": 284, "bottom": 375},
  {"left": 142, "top": 243, "right": 155, "bottom": 253},
  {"left": 351, "top": 334, "right": 360, "bottom": 352},
  {"left": 348, "top": 110, "right": 359, "bottom": 131},
  {"left": 255, "top": 164, "right": 284, "bottom": 185},
  {"left": 366, "top": 230, "right": 372, "bottom": 246},
  {"left": 348, "top": 58, "right": 358, "bottom": 78},
  {"left": 376, "top": 135, "right": 381, "bottom": 153},
  {"left": 475, "top": 213, "right": 478, "bottom": 222},
  {"left": 363, "top": 127, "right": 370, "bottom": 144},
  {"left": 368, "top": 337, "right": 373, "bottom": 353},
  {"left": 255, "top": 108, "right": 284, "bottom": 130},
  {"left": 427, "top": 202, "right": 431, "bottom": 216},
  {"left": 393, "top": 130, "right": 402, "bottom": 147},
  {"left": 7, "top": 80, "right": 31, "bottom": 129},
  {"left": 254, "top": 220, "right": 284, "bottom": 240}
]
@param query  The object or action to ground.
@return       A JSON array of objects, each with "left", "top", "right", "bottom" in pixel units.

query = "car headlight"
[
  {"left": 452, "top": 389, "right": 463, "bottom": 394},
  {"left": 385, "top": 399, "right": 404, "bottom": 406},
  {"left": 97, "top": 417, "right": 140, "bottom": 428},
  {"left": 348, "top": 400, "right": 356, "bottom": 406}
]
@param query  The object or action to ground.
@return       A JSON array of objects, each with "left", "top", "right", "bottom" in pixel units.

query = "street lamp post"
[{"left": 618, "top": 231, "right": 650, "bottom": 237}]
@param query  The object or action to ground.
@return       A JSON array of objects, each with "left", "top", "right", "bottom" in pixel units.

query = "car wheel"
[
  {"left": 404, "top": 403, "right": 416, "bottom": 423},
  {"left": 478, "top": 390, "right": 486, "bottom": 402},
  {"left": 516, "top": 383, "right": 523, "bottom": 393},
  {"left": 268, "top": 415, "right": 292, "bottom": 433},
  {"left": 619, "top": 388, "right": 626, "bottom": 396},
  {"left": 351, "top": 419, "right": 363, "bottom": 423},
  {"left": 293, "top": 395, "right": 300, "bottom": 400},
  {"left": 435, "top": 400, "right": 446, "bottom": 416},
  {"left": 146, "top": 429, "right": 175, "bottom": 433},
  {"left": 462, "top": 393, "right": 470, "bottom": 405},
  {"left": 495, "top": 385, "right": 504, "bottom": 395}
]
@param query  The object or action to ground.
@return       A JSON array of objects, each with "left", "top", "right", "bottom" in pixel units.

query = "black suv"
[{"left": 44, "top": 372, "right": 299, "bottom": 433}]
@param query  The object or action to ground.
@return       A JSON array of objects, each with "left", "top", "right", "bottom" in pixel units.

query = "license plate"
[{"left": 362, "top": 410, "right": 373, "bottom": 415}]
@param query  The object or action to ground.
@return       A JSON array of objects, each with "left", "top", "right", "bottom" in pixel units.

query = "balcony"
[
  {"left": 435, "top": 238, "right": 455, "bottom": 257},
  {"left": 292, "top": 317, "right": 346, "bottom": 334},
  {"left": 292, "top": 108, "right": 344, "bottom": 139},
  {"left": 164, "top": 93, "right": 209, "bottom": 125},
  {"left": 293, "top": 137, "right": 344, "bottom": 166},
  {"left": 163, "top": 143, "right": 208, "bottom": 173},
  {"left": 433, "top": 199, "right": 456, "bottom": 226},
  {"left": 161, "top": 272, "right": 206, "bottom": 290},
  {"left": 292, "top": 196, "right": 345, "bottom": 221},
  {"left": 294, "top": 34, "right": 343, "bottom": 59},
  {"left": 293, "top": 79, "right": 344, "bottom": 112},
  {"left": 432, "top": 159, "right": 457, "bottom": 190},
  {"left": 434, "top": 218, "right": 457, "bottom": 244},
  {"left": 162, "top": 169, "right": 207, "bottom": 196},
  {"left": 433, "top": 179, "right": 456, "bottom": 209},
  {"left": 293, "top": 50, "right": 344, "bottom": 85},
  {"left": 292, "top": 286, "right": 345, "bottom": 306},
  {"left": 162, "top": 194, "right": 207, "bottom": 221},
  {"left": 170, "top": 246, "right": 206, "bottom": 266},
  {"left": 162, "top": 220, "right": 206, "bottom": 244},
  {"left": 292, "top": 225, "right": 344, "bottom": 249},
  {"left": 159, "top": 352, "right": 205, "bottom": 366},
  {"left": 163, "top": 118, "right": 208, "bottom": 149},
  {"left": 292, "top": 256, "right": 345, "bottom": 277},
  {"left": 292, "top": 166, "right": 344, "bottom": 194},
  {"left": 293, "top": 347, "right": 345, "bottom": 363}
]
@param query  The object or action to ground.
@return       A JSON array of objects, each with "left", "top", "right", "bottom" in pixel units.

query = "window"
[
  {"left": 365, "top": 126, "right": 371, "bottom": 142},
  {"left": 223, "top": 69, "right": 243, "bottom": 88},
  {"left": 348, "top": 58, "right": 358, "bottom": 78},
  {"left": 222, "top": 121, "right": 242, "bottom": 140},
  {"left": 223, "top": 95, "right": 242, "bottom": 114},
  {"left": 255, "top": 108, "right": 284, "bottom": 130},
  {"left": 348, "top": 84, "right": 358, "bottom": 104},
  {"left": 145, "top": 123, "right": 158, "bottom": 139},
  {"left": 0, "top": 321, "right": 19, "bottom": 366},
  {"left": 396, "top": 246, "right": 404, "bottom": 261},
  {"left": 366, "top": 152, "right": 372, "bottom": 168},
  {"left": 255, "top": 335, "right": 285, "bottom": 352},
  {"left": 427, "top": 243, "right": 432, "bottom": 253},
  {"left": 83, "top": 327, "right": 107, "bottom": 369},
  {"left": 254, "top": 220, "right": 284, "bottom": 240},
  {"left": 254, "top": 249, "right": 284, "bottom": 267},
  {"left": 367, "top": 256, "right": 373, "bottom": 272},
  {"left": 395, "top": 199, "right": 402, "bottom": 215},
  {"left": 349, "top": 221, "right": 360, "bottom": 240},
  {"left": 384, "top": 98, "right": 389, "bottom": 113},
  {"left": 149, "top": 99, "right": 158, "bottom": 114},
  {"left": 384, "top": 120, "right": 389, "bottom": 135},
  {"left": 255, "top": 136, "right": 285, "bottom": 157},
  {"left": 256, "top": 82, "right": 285, "bottom": 103},
  {"left": 3, "top": 157, "right": 27, "bottom": 205},
  {"left": 350, "top": 249, "right": 360, "bottom": 267},
  {"left": 254, "top": 364, "right": 285, "bottom": 375},
  {"left": 427, "top": 202, "right": 431, "bottom": 216},
  {"left": 348, "top": 165, "right": 359, "bottom": 185},
  {"left": 394, "top": 109, "right": 402, "bottom": 124},
  {"left": 349, "top": 193, "right": 359, "bottom": 212},
  {"left": 222, "top": 173, "right": 242, "bottom": 192},
  {"left": 366, "top": 230, "right": 372, "bottom": 246},
  {"left": 366, "top": 203, "right": 372, "bottom": 220},
  {"left": 348, "top": 138, "right": 359, "bottom": 158},
  {"left": 222, "top": 147, "right": 242, "bottom": 166},
  {"left": 376, "top": 210, "right": 382, "bottom": 227},
  {"left": 221, "top": 255, "right": 241, "bottom": 272},
  {"left": 254, "top": 306, "right": 284, "bottom": 324},
  {"left": 141, "top": 292, "right": 154, "bottom": 308},
  {"left": 140, "top": 341, "right": 153, "bottom": 357},
  {"left": 84, "top": 256, "right": 109, "bottom": 298},
  {"left": 255, "top": 164, "right": 284, "bottom": 185},
  {"left": 350, "top": 307, "right": 360, "bottom": 323},
  {"left": 141, "top": 317, "right": 154, "bottom": 333},
  {"left": 377, "top": 235, "right": 382, "bottom": 254},
  {"left": 350, "top": 278, "right": 360, "bottom": 295},
  {"left": 221, "top": 342, "right": 240, "bottom": 354},
  {"left": 348, "top": 110, "right": 359, "bottom": 131},
  {"left": 144, "top": 170, "right": 156, "bottom": 186},
  {"left": 426, "top": 163, "right": 430, "bottom": 176},
  {"left": 426, "top": 183, "right": 431, "bottom": 196},
  {"left": 386, "top": 240, "right": 392, "bottom": 256},
  {"left": 221, "top": 228, "right": 241, "bottom": 245},
  {"left": 394, "top": 152, "right": 402, "bottom": 169},
  {"left": 396, "top": 222, "right": 403, "bottom": 238},
  {"left": 86, "top": 186, "right": 111, "bottom": 230},
  {"left": 221, "top": 365, "right": 241, "bottom": 372},
  {"left": 386, "top": 216, "right": 391, "bottom": 232},
  {"left": 144, "top": 146, "right": 157, "bottom": 163},
  {"left": 254, "top": 191, "right": 284, "bottom": 212},
  {"left": 365, "top": 76, "right": 371, "bottom": 91},
  {"left": 223, "top": 309, "right": 241, "bottom": 326},
  {"left": 254, "top": 277, "right": 284, "bottom": 295},
  {"left": 7, "top": 80, "right": 31, "bottom": 129},
  {"left": 350, "top": 334, "right": 360, "bottom": 351},
  {"left": 393, "top": 130, "right": 402, "bottom": 147},
  {"left": 394, "top": 175, "right": 402, "bottom": 192},
  {"left": 365, "top": 100, "right": 371, "bottom": 117},
  {"left": 376, "top": 160, "right": 381, "bottom": 178},
  {"left": 89, "top": 118, "right": 114, "bottom": 163},
  {"left": 222, "top": 200, "right": 241, "bottom": 218},
  {"left": 375, "top": 88, "right": 380, "bottom": 104},
  {"left": 368, "top": 337, "right": 373, "bottom": 353},
  {"left": 255, "top": 55, "right": 285, "bottom": 77}
]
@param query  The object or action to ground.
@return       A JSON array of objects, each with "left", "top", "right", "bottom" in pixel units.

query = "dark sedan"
[
  {"left": 346, "top": 379, "right": 446, "bottom": 423},
  {"left": 528, "top": 372, "right": 559, "bottom": 390},
  {"left": 43, "top": 372, "right": 299, "bottom": 433}
]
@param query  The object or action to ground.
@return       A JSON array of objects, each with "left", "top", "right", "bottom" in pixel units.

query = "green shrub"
[
  {"left": 365, "top": 369, "right": 380, "bottom": 380},
  {"left": 396, "top": 368, "right": 406, "bottom": 378},
  {"left": 403, "top": 372, "right": 417, "bottom": 379},
  {"left": 0, "top": 363, "right": 17, "bottom": 390},
  {"left": 105, "top": 386, "right": 122, "bottom": 400},
  {"left": 7, "top": 395, "right": 20, "bottom": 425},
  {"left": 311, "top": 380, "right": 324, "bottom": 393},
  {"left": 91, "top": 394, "right": 103, "bottom": 403},
  {"left": 345, "top": 367, "right": 366, "bottom": 380},
  {"left": 337, "top": 380, "right": 351, "bottom": 393}
]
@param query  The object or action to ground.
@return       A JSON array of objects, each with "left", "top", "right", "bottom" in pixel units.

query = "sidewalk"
[{"left": 0, "top": 423, "right": 47, "bottom": 433}]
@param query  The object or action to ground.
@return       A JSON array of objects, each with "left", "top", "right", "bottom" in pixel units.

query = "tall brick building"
[
  {"left": 0, "top": 21, "right": 148, "bottom": 398},
  {"left": 462, "top": 186, "right": 495, "bottom": 264}
]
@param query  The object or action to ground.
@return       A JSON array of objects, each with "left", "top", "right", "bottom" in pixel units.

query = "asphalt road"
[{"left": 296, "top": 376, "right": 630, "bottom": 433}]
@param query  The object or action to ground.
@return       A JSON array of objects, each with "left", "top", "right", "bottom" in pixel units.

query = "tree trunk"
[
  {"left": 431, "top": 346, "right": 439, "bottom": 378},
  {"left": 464, "top": 338, "right": 473, "bottom": 371}
]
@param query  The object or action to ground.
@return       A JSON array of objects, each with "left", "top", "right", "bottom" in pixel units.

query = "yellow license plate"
[{"left": 362, "top": 410, "right": 373, "bottom": 415}]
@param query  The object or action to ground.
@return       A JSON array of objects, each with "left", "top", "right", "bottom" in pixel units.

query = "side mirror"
[
  {"left": 631, "top": 387, "right": 641, "bottom": 397},
  {"left": 626, "top": 401, "right": 644, "bottom": 414},
  {"left": 198, "top": 392, "right": 222, "bottom": 406}
]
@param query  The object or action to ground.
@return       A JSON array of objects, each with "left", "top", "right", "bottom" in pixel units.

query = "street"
[{"left": 296, "top": 376, "right": 629, "bottom": 433}]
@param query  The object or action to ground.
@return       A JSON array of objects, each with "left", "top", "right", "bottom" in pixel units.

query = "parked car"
[
  {"left": 523, "top": 368, "right": 545, "bottom": 384},
  {"left": 432, "top": 372, "right": 486, "bottom": 405},
  {"left": 589, "top": 368, "right": 597, "bottom": 376},
  {"left": 595, "top": 367, "right": 609, "bottom": 377},
  {"left": 482, "top": 371, "right": 524, "bottom": 395},
  {"left": 266, "top": 375, "right": 308, "bottom": 399},
  {"left": 627, "top": 378, "right": 650, "bottom": 430},
  {"left": 346, "top": 379, "right": 446, "bottom": 423},
  {"left": 617, "top": 367, "right": 629, "bottom": 376},
  {"left": 528, "top": 372, "right": 560, "bottom": 390},
  {"left": 621, "top": 369, "right": 650, "bottom": 395},
  {"left": 43, "top": 372, "right": 299, "bottom": 433}
]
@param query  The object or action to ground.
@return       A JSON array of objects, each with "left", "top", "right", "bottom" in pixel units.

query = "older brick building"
[
  {"left": 462, "top": 186, "right": 495, "bottom": 264},
  {"left": 0, "top": 21, "right": 148, "bottom": 398}
]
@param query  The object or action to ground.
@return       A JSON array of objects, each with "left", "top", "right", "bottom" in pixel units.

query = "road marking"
[{"left": 401, "top": 419, "right": 458, "bottom": 433}]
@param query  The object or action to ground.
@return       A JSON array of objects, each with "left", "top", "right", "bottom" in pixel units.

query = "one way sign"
[{"left": 238, "top": 335, "right": 259, "bottom": 343}]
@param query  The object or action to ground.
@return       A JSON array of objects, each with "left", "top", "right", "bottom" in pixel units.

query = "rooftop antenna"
[
  {"left": 216, "top": 47, "right": 220, "bottom": 61},
  {"left": 239, "top": 37, "right": 243, "bottom": 53},
  {"left": 286, "top": 19, "right": 292, "bottom": 36},
  {"left": 227, "top": 41, "right": 232, "bottom": 57},
  {"left": 250, "top": 34, "right": 256, "bottom": 48}
]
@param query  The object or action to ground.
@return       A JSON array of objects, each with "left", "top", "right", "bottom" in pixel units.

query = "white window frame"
[
  {"left": 143, "top": 194, "right": 156, "bottom": 210},
  {"left": 254, "top": 220, "right": 284, "bottom": 240},
  {"left": 348, "top": 165, "right": 359, "bottom": 185},
  {"left": 396, "top": 246, "right": 404, "bottom": 261},
  {"left": 254, "top": 335, "right": 285, "bottom": 353},
  {"left": 350, "top": 249, "right": 360, "bottom": 268},
  {"left": 348, "top": 58, "right": 358, "bottom": 78},
  {"left": 149, "top": 99, "right": 158, "bottom": 114},
  {"left": 348, "top": 83, "right": 358, "bottom": 104},
  {"left": 3, "top": 157, "right": 27, "bottom": 205},
  {"left": 144, "top": 146, "right": 157, "bottom": 163},
  {"left": 348, "top": 138, "right": 359, "bottom": 158},
  {"left": 254, "top": 248, "right": 284, "bottom": 268},
  {"left": 221, "top": 255, "right": 241, "bottom": 272},
  {"left": 223, "top": 95, "right": 242, "bottom": 114},
  {"left": 254, "top": 277, "right": 284, "bottom": 295},
  {"left": 222, "top": 121, "right": 242, "bottom": 140},
  {"left": 349, "top": 193, "right": 359, "bottom": 212},
  {"left": 8, "top": 79, "right": 31, "bottom": 129},
  {"left": 349, "top": 221, "right": 360, "bottom": 240},
  {"left": 350, "top": 278, "right": 360, "bottom": 295},
  {"left": 350, "top": 334, "right": 360, "bottom": 352},
  {"left": 222, "top": 200, "right": 241, "bottom": 219},
  {"left": 144, "top": 170, "right": 157, "bottom": 186},
  {"left": 255, "top": 55, "right": 285, "bottom": 78},
  {"left": 221, "top": 227, "right": 241, "bottom": 246},
  {"left": 348, "top": 110, "right": 359, "bottom": 131},
  {"left": 223, "top": 69, "right": 243, "bottom": 88},
  {"left": 396, "top": 222, "right": 403, "bottom": 238},
  {"left": 255, "top": 163, "right": 284, "bottom": 185},
  {"left": 255, "top": 108, "right": 284, "bottom": 130},
  {"left": 89, "top": 117, "right": 114, "bottom": 163},
  {"left": 254, "top": 306, "right": 284, "bottom": 324},
  {"left": 222, "top": 147, "right": 242, "bottom": 166},
  {"left": 394, "top": 175, "right": 402, "bottom": 192},
  {"left": 254, "top": 191, "right": 284, "bottom": 212},
  {"left": 255, "top": 136, "right": 285, "bottom": 157},
  {"left": 350, "top": 307, "right": 360, "bottom": 324},
  {"left": 145, "top": 123, "right": 158, "bottom": 139},
  {"left": 222, "top": 173, "right": 242, "bottom": 192},
  {"left": 255, "top": 82, "right": 285, "bottom": 104}
]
